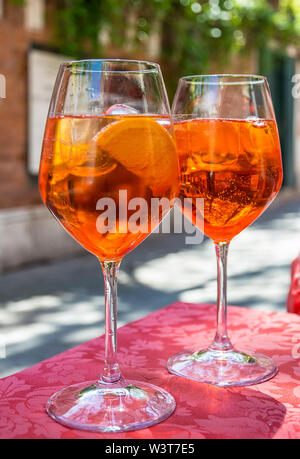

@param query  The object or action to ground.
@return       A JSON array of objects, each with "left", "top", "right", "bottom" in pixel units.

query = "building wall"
[
  {"left": 0, "top": 1, "right": 84, "bottom": 271},
  {"left": 0, "top": 1, "right": 49, "bottom": 209}
]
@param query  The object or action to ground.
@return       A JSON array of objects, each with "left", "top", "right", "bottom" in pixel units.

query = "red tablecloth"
[
  {"left": 1, "top": 302, "right": 300, "bottom": 439},
  {"left": 287, "top": 256, "right": 300, "bottom": 315}
]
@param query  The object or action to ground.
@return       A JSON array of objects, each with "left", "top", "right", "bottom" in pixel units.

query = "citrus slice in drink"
[
  {"left": 51, "top": 118, "right": 117, "bottom": 180},
  {"left": 94, "top": 117, "right": 178, "bottom": 195}
]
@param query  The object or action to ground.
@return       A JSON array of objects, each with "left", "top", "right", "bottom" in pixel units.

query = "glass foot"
[
  {"left": 47, "top": 379, "right": 176, "bottom": 432},
  {"left": 167, "top": 349, "right": 278, "bottom": 387}
]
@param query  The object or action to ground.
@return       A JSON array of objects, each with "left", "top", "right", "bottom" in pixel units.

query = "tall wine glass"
[
  {"left": 167, "top": 75, "right": 283, "bottom": 386},
  {"left": 39, "top": 59, "right": 178, "bottom": 431}
]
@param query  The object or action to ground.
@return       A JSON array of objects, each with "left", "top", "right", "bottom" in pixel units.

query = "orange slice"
[{"left": 95, "top": 117, "right": 178, "bottom": 195}]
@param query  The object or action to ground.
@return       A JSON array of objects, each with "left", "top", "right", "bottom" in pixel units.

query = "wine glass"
[
  {"left": 39, "top": 59, "right": 178, "bottom": 431},
  {"left": 167, "top": 75, "right": 283, "bottom": 386}
]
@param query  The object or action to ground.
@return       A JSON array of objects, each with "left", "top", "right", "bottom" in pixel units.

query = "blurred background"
[{"left": 0, "top": 0, "right": 300, "bottom": 377}]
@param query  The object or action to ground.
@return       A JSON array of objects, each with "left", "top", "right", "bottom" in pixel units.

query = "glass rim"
[
  {"left": 179, "top": 74, "right": 267, "bottom": 85},
  {"left": 61, "top": 58, "right": 161, "bottom": 74}
]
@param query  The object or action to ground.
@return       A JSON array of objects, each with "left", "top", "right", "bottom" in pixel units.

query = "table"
[{"left": 1, "top": 302, "right": 300, "bottom": 439}]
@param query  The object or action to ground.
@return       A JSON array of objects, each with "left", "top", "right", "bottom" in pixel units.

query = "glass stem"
[
  {"left": 210, "top": 242, "right": 234, "bottom": 352},
  {"left": 98, "top": 260, "right": 122, "bottom": 384}
]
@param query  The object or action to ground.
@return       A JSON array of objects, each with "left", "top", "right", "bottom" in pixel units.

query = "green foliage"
[
  {"left": 9, "top": 0, "right": 25, "bottom": 5},
  {"left": 52, "top": 0, "right": 123, "bottom": 57},
  {"left": 50, "top": 0, "right": 300, "bottom": 92},
  {"left": 10, "top": 0, "right": 300, "bottom": 91}
]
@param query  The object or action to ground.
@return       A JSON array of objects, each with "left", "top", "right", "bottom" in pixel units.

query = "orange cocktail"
[
  {"left": 41, "top": 59, "right": 178, "bottom": 433},
  {"left": 39, "top": 115, "right": 178, "bottom": 260},
  {"left": 167, "top": 74, "right": 284, "bottom": 387},
  {"left": 174, "top": 118, "right": 283, "bottom": 242}
]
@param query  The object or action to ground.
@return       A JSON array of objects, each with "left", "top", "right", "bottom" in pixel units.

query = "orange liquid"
[
  {"left": 39, "top": 115, "right": 179, "bottom": 260},
  {"left": 174, "top": 118, "right": 283, "bottom": 242}
]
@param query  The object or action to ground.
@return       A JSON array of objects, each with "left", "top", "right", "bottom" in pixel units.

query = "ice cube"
[
  {"left": 103, "top": 104, "right": 138, "bottom": 115},
  {"left": 70, "top": 118, "right": 97, "bottom": 144},
  {"left": 246, "top": 116, "right": 259, "bottom": 122},
  {"left": 157, "top": 118, "right": 171, "bottom": 127},
  {"left": 70, "top": 126, "right": 117, "bottom": 177},
  {"left": 246, "top": 116, "right": 266, "bottom": 128}
]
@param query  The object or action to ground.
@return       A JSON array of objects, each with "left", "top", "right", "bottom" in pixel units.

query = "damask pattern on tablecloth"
[
  {"left": 1, "top": 302, "right": 300, "bottom": 439},
  {"left": 287, "top": 255, "right": 300, "bottom": 315}
]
